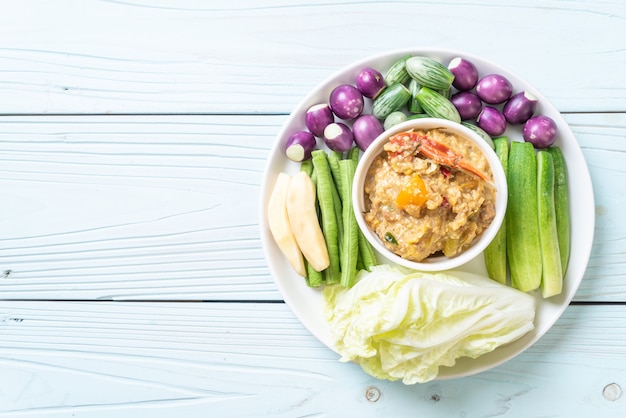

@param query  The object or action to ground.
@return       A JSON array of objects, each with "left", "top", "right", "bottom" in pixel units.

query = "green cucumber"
[
  {"left": 384, "top": 55, "right": 412, "bottom": 86},
  {"left": 415, "top": 86, "right": 461, "bottom": 123},
  {"left": 547, "top": 146, "right": 570, "bottom": 276},
  {"left": 405, "top": 56, "right": 455, "bottom": 90},
  {"left": 537, "top": 150, "right": 563, "bottom": 298},
  {"left": 484, "top": 136, "right": 509, "bottom": 284},
  {"left": 506, "top": 141, "right": 541, "bottom": 292},
  {"left": 372, "top": 83, "right": 411, "bottom": 120}
]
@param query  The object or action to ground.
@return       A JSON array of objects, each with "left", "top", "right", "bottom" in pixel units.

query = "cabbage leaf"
[{"left": 322, "top": 265, "right": 536, "bottom": 384}]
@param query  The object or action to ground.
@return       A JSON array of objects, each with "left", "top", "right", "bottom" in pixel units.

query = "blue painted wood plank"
[
  {"left": 0, "top": 301, "right": 624, "bottom": 417},
  {"left": 0, "top": 0, "right": 623, "bottom": 114}
]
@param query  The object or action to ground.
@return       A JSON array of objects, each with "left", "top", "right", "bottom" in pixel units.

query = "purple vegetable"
[
  {"left": 305, "top": 103, "right": 334, "bottom": 137},
  {"left": 522, "top": 115, "right": 558, "bottom": 148},
  {"left": 285, "top": 131, "right": 317, "bottom": 162},
  {"left": 352, "top": 114, "right": 384, "bottom": 151},
  {"left": 476, "top": 74, "right": 513, "bottom": 105},
  {"left": 503, "top": 91, "right": 538, "bottom": 125},
  {"left": 323, "top": 122, "right": 354, "bottom": 152},
  {"left": 450, "top": 91, "right": 483, "bottom": 120},
  {"left": 448, "top": 57, "right": 479, "bottom": 91},
  {"left": 356, "top": 67, "right": 386, "bottom": 99},
  {"left": 329, "top": 84, "right": 364, "bottom": 120},
  {"left": 477, "top": 106, "right": 506, "bottom": 136}
]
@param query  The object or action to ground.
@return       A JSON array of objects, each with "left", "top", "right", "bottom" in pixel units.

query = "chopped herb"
[{"left": 384, "top": 232, "right": 398, "bottom": 245}]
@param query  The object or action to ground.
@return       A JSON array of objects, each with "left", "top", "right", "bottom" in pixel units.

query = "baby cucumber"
[
  {"left": 547, "top": 146, "right": 570, "bottom": 276},
  {"left": 506, "top": 141, "right": 541, "bottom": 292},
  {"left": 484, "top": 137, "right": 509, "bottom": 284},
  {"left": 537, "top": 150, "right": 563, "bottom": 298}
]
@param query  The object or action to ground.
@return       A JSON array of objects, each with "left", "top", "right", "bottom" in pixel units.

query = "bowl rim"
[{"left": 352, "top": 117, "right": 508, "bottom": 272}]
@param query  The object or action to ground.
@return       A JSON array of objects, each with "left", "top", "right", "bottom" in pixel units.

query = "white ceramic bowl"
[{"left": 352, "top": 118, "right": 508, "bottom": 272}]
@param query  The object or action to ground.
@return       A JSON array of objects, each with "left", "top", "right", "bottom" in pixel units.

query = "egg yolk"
[{"left": 396, "top": 174, "right": 429, "bottom": 208}]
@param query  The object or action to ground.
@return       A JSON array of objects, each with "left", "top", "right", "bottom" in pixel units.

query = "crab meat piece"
[{"left": 389, "top": 131, "right": 491, "bottom": 182}]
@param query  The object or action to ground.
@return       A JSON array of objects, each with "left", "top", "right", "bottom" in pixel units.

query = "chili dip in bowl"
[{"left": 353, "top": 118, "right": 507, "bottom": 272}]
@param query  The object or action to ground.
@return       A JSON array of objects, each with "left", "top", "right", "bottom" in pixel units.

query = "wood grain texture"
[
  {"left": 0, "top": 115, "right": 284, "bottom": 301},
  {"left": 0, "top": 0, "right": 623, "bottom": 114},
  {"left": 1, "top": 301, "right": 625, "bottom": 417},
  {"left": 564, "top": 113, "right": 626, "bottom": 301},
  {"left": 1, "top": 2, "right": 624, "bottom": 417},
  {"left": 0, "top": 113, "right": 623, "bottom": 302}
]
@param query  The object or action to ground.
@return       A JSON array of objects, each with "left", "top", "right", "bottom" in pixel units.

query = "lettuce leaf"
[{"left": 322, "top": 265, "right": 536, "bottom": 384}]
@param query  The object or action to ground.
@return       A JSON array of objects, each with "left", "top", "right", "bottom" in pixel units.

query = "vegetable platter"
[{"left": 259, "top": 47, "right": 595, "bottom": 381}]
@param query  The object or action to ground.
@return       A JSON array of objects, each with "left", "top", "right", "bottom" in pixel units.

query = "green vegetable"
[
  {"left": 384, "top": 232, "right": 398, "bottom": 245},
  {"left": 547, "top": 146, "right": 570, "bottom": 275},
  {"left": 461, "top": 122, "right": 495, "bottom": 149},
  {"left": 372, "top": 82, "right": 411, "bottom": 120},
  {"left": 406, "top": 113, "right": 432, "bottom": 120},
  {"left": 311, "top": 150, "right": 341, "bottom": 284},
  {"left": 325, "top": 152, "right": 345, "bottom": 253},
  {"left": 537, "top": 151, "right": 563, "bottom": 298},
  {"left": 405, "top": 56, "right": 455, "bottom": 90},
  {"left": 407, "top": 78, "right": 423, "bottom": 114},
  {"left": 484, "top": 136, "right": 509, "bottom": 284},
  {"left": 300, "top": 159, "right": 314, "bottom": 177},
  {"left": 330, "top": 171, "right": 344, "bottom": 262},
  {"left": 339, "top": 159, "right": 359, "bottom": 287},
  {"left": 305, "top": 259, "right": 324, "bottom": 288},
  {"left": 358, "top": 231, "right": 377, "bottom": 271},
  {"left": 342, "top": 145, "right": 378, "bottom": 273},
  {"left": 383, "top": 111, "right": 407, "bottom": 130},
  {"left": 327, "top": 150, "right": 344, "bottom": 198},
  {"left": 507, "top": 141, "right": 541, "bottom": 292},
  {"left": 322, "top": 265, "right": 536, "bottom": 384},
  {"left": 384, "top": 54, "right": 412, "bottom": 86},
  {"left": 438, "top": 87, "right": 451, "bottom": 99},
  {"left": 347, "top": 145, "right": 360, "bottom": 163},
  {"left": 355, "top": 252, "right": 365, "bottom": 272},
  {"left": 415, "top": 86, "right": 461, "bottom": 123}
]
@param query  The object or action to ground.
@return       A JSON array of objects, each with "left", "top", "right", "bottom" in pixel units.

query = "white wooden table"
[{"left": 1, "top": 1, "right": 625, "bottom": 416}]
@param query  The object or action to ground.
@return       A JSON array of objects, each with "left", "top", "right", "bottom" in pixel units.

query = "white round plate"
[{"left": 259, "top": 47, "right": 595, "bottom": 380}]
